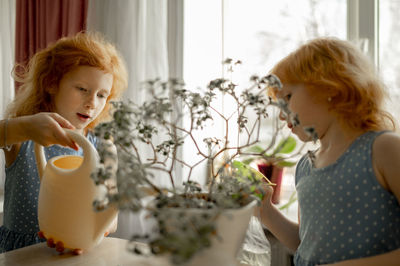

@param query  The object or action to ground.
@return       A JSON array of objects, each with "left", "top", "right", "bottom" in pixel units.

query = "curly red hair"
[
  {"left": 270, "top": 37, "right": 395, "bottom": 131},
  {"left": 9, "top": 31, "right": 128, "bottom": 130}
]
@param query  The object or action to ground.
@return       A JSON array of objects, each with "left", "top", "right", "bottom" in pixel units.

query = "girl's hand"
[
  {"left": 22, "top": 112, "right": 78, "bottom": 150},
  {"left": 254, "top": 183, "right": 274, "bottom": 217}
]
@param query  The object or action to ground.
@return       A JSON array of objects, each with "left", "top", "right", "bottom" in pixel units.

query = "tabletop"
[
  {"left": 0, "top": 237, "right": 171, "bottom": 266},
  {"left": 0, "top": 237, "right": 250, "bottom": 266}
]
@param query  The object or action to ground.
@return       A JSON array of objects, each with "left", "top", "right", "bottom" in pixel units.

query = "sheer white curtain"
[
  {"left": 87, "top": 0, "right": 168, "bottom": 100},
  {"left": 87, "top": 0, "right": 170, "bottom": 239},
  {"left": 0, "top": 0, "right": 16, "bottom": 192}
]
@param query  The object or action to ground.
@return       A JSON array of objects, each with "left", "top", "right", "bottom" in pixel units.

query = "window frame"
[{"left": 347, "top": 0, "right": 379, "bottom": 66}]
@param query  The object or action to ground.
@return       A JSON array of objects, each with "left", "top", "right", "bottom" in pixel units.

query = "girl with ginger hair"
[
  {"left": 0, "top": 32, "right": 127, "bottom": 253},
  {"left": 258, "top": 37, "right": 400, "bottom": 265}
]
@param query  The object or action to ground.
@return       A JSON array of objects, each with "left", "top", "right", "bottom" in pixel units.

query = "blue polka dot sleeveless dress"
[
  {"left": 0, "top": 134, "right": 97, "bottom": 252},
  {"left": 294, "top": 131, "right": 400, "bottom": 266}
]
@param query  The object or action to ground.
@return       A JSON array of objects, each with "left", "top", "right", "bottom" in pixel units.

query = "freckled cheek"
[{"left": 96, "top": 100, "right": 107, "bottom": 113}]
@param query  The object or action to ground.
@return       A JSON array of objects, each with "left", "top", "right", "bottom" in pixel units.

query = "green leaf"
[
  {"left": 273, "top": 136, "right": 296, "bottom": 155},
  {"left": 276, "top": 161, "right": 297, "bottom": 168},
  {"left": 231, "top": 160, "right": 245, "bottom": 169},
  {"left": 246, "top": 145, "right": 265, "bottom": 154},
  {"left": 231, "top": 161, "right": 252, "bottom": 181},
  {"left": 241, "top": 158, "right": 254, "bottom": 165},
  {"left": 232, "top": 160, "right": 274, "bottom": 185}
]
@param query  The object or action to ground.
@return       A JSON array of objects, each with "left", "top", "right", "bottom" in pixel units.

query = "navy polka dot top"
[{"left": 294, "top": 131, "right": 400, "bottom": 266}]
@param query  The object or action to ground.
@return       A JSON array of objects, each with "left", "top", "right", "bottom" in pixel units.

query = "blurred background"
[{"left": 1, "top": 2, "right": 399, "bottom": 261}]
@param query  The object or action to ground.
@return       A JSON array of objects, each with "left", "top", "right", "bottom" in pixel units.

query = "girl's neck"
[{"left": 314, "top": 124, "right": 364, "bottom": 168}]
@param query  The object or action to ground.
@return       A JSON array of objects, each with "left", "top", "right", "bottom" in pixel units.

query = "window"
[
  {"left": 184, "top": 0, "right": 347, "bottom": 89},
  {"left": 379, "top": 0, "right": 400, "bottom": 120},
  {"left": 180, "top": 1, "right": 400, "bottom": 205},
  {"left": 183, "top": 0, "right": 347, "bottom": 195}
]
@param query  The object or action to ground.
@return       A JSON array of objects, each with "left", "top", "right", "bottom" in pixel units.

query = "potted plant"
[
  {"left": 241, "top": 136, "right": 299, "bottom": 204},
  {"left": 91, "top": 59, "right": 294, "bottom": 265}
]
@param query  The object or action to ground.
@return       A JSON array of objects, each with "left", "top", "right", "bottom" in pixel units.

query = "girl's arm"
[
  {"left": 257, "top": 184, "right": 300, "bottom": 252},
  {"left": 1, "top": 113, "right": 78, "bottom": 165},
  {"left": 372, "top": 132, "right": 400, "bottom": 206}
]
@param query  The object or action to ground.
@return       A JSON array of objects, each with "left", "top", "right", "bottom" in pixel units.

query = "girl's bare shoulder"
[
  {"left": 372, "top": 131, "right": 400, "bottom": 196},
  {"left": 374, "top": 131, "right": 400, "bottom": 152}
]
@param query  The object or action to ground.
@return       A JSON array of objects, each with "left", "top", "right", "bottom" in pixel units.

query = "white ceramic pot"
[
  {"left": 187, "top": 200, "right": 257, "bottom": 266},
  {"left": 150, "top": 199, "right": 257, "bottom": 266}
]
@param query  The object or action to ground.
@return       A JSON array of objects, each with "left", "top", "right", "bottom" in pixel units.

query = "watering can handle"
[
  {"left": 34, "top": 129, "right": 98, "bottom": 182},
  {"left": 34, "top": 143, "right": 46, "bottom": 182}
]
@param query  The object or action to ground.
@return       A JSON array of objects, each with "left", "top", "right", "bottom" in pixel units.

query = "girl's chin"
[
  {"left": 70, "top": 122, "right": 87, "bottom": 132},
  {"left": 292, "top": 129, "right": 310, "bottom": 142},
  {"left": 74, "top": 118, "right": 91, "bottom": 126}
]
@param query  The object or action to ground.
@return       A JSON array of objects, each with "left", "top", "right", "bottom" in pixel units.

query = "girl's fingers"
[
  {"left": 50, "top": 113, "right": 75, "bottom": 129},
  {"left": 30, "top": 112, "right": 78, "bottom": 150},
  {"left": 49, "top": 114, "right": 79, "bottom": 150},
  {"left": 50, "top": 125, "right": 74, "bottom": 149},
  {"left": 261, "top": 183, "right": 274, "bottom": 202}
]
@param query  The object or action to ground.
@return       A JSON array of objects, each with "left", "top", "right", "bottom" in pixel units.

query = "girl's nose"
[{"left": 85, "top": 94, "right": 96, "bottom": 109}]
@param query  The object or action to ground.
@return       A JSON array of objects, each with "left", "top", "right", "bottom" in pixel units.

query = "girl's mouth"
[{"left": 77, "top": 113, "right": 90, "bottom": 121}]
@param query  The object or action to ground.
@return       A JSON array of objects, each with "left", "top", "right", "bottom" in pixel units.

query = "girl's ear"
[{"left": 46, "top": 85, "right": 58, "bottom": 95}]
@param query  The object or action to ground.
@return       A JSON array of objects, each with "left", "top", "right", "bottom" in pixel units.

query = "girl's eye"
[
  {"left": 284, "top": 94, "right": 292, "bottom": 102},
  {"left": 97, "top": 93, "right": 108, "bottom": 99},
  {"left": 78, "top": 87, "right": 87, "bottom": 92}
]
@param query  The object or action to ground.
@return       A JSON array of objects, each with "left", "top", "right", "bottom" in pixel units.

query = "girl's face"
[
  {"left": 54, "top": 66, "right": 113, "bottom": 133},
  {"left": 276, "top": 84, "right": 335, "bottom": 142}
]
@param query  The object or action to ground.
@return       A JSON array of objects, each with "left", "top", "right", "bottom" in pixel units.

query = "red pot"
[{"left": 257, "top": 163, "right": 284, "bottom": 204}]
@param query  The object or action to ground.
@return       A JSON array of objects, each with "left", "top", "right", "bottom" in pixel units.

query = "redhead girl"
[
  {"left": 0, "top": 32, "right": 127, "bottom": 253},
  {"left": 259, "top": 37, "right": 400, "bottom": 266}
]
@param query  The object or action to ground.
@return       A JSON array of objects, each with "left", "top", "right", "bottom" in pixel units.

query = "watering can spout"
[
  {"left": 93, "top": 206, "right": 118, "bottom": 240},
  {"left": 92, "top": 140, "right": 119, "bottom": 239}
]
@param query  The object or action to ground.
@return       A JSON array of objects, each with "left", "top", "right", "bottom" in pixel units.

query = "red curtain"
[{"left": 15, "top": 0, "right": 88, "bottom": 93}]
